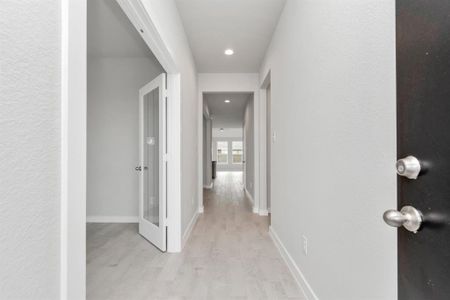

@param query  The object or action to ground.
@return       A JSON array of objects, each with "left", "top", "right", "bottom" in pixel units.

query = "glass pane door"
[
  {"left": 138, "top": 73, "right": 166, "bottom": 251},
  {"left": 143, "top": 88, "right": 159, "bottom": 226}
]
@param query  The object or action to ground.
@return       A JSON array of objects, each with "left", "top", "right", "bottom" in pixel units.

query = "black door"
[{"left": 396, "top": 1, "right": 450, "bottom": 299}]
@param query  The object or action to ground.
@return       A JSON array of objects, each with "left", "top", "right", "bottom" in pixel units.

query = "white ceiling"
[
  {"left": 204, "top": 93, "right": 252, "bottom": 128},
  {"left": 175, "top": 0, "right": 287, "bottom": 72},
  {"left": 87, "top": 0, "right": 155, "bottom": 58}
]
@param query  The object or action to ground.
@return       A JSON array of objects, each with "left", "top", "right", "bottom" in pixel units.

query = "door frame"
[
  {"left": 202, "top": 106, "right": 213, "bottom": 189},
  {"left": 61, "top": 0, "right": 182, "bottom": 298},
  {"left": 260, "top": 70, "right": 271, "bottom": 216},
  {"left": 197, "top": 73, "right": 266, "bottom": 215}
]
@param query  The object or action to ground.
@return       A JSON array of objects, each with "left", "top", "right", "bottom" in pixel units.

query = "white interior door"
[{"left": 138, "top": 73, "right": 166, "bottom": 251}]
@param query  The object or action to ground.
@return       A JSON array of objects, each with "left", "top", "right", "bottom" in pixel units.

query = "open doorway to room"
[
  {"left": 202, "top": 92, "right": 256, "bottom": 214},
  {"left": 86, "top": 0, "right": 170, "bottom": 297}
]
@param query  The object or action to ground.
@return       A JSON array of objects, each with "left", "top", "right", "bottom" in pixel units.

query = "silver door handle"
[
  {"left": 135, "top": 166, "right": 148, "bottom": 171},
  {"left": 383, "top": 206, "right": 423, "bottom": 233},
  {"left": 396, "top": 156, "right": 421, "bottom": 179}
]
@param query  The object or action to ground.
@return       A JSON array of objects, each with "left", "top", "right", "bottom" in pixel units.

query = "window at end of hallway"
[
  {"left": 217, "top": 141, "right": 228, "bottom": 164},
  {"left": 232, "top": 141, "right": 243, "bottom": 164}
]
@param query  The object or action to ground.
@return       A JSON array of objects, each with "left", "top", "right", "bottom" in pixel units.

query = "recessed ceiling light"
[
  {"left": 220, "top": 128, "right": 224, "bottom": 132},
  {"left": 224, "top": 99, "right": 231, "bottom": 103},
  {"left": 224, "top": 49, "right": 234, "bottom": 56}
]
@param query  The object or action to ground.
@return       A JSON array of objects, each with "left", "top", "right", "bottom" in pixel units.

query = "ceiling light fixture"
[
  {"left": 224, "top": 49, "right": 234, "bottom": 56},
  {"left": 220, "top": 128, "right": 224, "bottom": 132},
  {"left": 224, "top": 99, "right": 231, "bottom": 103}
]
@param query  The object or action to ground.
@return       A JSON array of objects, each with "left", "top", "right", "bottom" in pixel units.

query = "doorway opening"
[
  {"left": 86, "top": 0, "right": 171, "bottom": 297},
  {"left": 63, "top": 0, "right": 184, "bottom": 295},
  {"left": 202, "top": 92, "right": 257, "bottom": 215}
]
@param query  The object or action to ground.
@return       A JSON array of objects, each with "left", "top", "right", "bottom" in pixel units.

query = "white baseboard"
[
  {"left": 182, "top": 211, "right": 199, "bottom": 249},
  {"left": 198, "top": 206, "right": 204, "bottom": 213},
  {"left": 203, "top": 182, "right": 213, "bottom": 189},
  {"left": 269, "top": 226, "right": 318, "bottom": 300},
  {"left": 259, "top": 209, "right": 269, "bottom": 216},
  {"left": 86, "top": 216, "right": 138, "bottom": 223}
]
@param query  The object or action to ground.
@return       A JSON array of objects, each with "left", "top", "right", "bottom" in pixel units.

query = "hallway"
[
  {"left": 87, "top": 171, "right": 304, "bottom": 299},
  {"left": 2, "top": 1, "right": 408, "bottom": 298}
]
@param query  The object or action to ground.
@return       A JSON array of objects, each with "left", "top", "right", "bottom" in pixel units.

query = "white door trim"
[
  {"left": 61, "top": 1, "right": 86, "bottom": 299},
  {"left": 62, "top": 0, "right": 182, "bottom": 298},
  {"left": 258, "top": 70, "right": 271, "bottom": 216}
]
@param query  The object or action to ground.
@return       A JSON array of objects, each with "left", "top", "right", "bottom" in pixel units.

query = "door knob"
[
  {"left": 396, "top": 156, "right": 421, "bottom": 179},
  {"left": 383, "top": 206, "right": 423, "bottom": 233}
]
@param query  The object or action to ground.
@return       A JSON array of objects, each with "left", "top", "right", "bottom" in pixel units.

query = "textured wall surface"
[
  {"left": 0, "top": 0, "right": 61, "bottom": 298},
  {"left": 260, "top": 1, "right": 397, "bottom": 299}
]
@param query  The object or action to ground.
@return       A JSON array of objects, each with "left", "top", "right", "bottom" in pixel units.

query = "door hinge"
[
  {"left": 163, "top": 153, "right": 169, "bottom": 162},
  {"left": 164, "top": 217, "right": 169, "bottom": 227}
]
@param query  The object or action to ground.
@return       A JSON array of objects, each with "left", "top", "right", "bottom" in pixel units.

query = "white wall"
[
  {"left": 199, "top": 73, "right": 259, "bottom": 92},
  {"left": 140, "top": 0, "right": 198, "bottom": 237},
  {"left": 260, "top": 1, "right": 396, "bottom": 299},
  {"left": 212, "top": 127, "right": 243, "bottom": 139},
  {"left": 87, "top": 57, "right": 163, "bottom": 219},
  {"left": 244, "top": 97, "right": 255, "bottom": 198},
  {"left": 0, "top": 1, "right": 60, "bottom": 298}
]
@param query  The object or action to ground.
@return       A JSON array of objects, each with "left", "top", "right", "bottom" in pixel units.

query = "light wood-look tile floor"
[{"left": 87, "top": 171, "right": 305, "bottom": 300}]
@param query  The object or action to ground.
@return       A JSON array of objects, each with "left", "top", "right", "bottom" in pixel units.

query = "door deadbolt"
[
  {"left": 383, "top": 206, "right": 423, "bottom": 233},
  {"left": 396, "top": 156, "right": 421, "bottom": 179}
]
